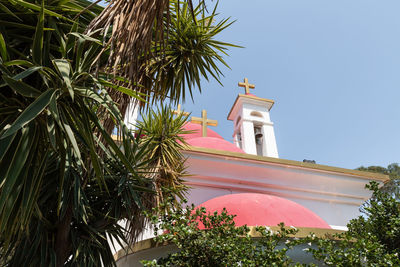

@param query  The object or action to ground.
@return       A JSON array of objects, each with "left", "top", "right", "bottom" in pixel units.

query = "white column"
[
  {"left": 233, "top": 132, "right": 239, "bottom": 148},
  {"left": 124, "top": 101, "right": 139, "bottom": 130},
  {"left": 262, "top": 123, "right": 279, "bottom": 158},
  {"left": 241, "top": 120, "right": 257, "bottom": 155}
]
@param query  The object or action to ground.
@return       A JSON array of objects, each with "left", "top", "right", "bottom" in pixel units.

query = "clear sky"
[{"left": 180, "top": 0, "right": 400, "bottom": 169}]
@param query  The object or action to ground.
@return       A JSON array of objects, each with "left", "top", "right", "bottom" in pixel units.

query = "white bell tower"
[{"left": 227, "top": 78, "right": 279, "bottom": 158}]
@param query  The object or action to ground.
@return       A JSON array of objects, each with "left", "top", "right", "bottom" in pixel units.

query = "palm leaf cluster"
[
  {"left": 87, "top": 0, "right": 238, "bottom": 134},
  {"left": 86, "top": 0, "right": 170, "bottom": 80},
  {"left": 85, "top": 0, "right": 169, "bottom": 134},
  {"left": 144, "top": 1, "right": 239, "bottom": 104},
  {"left": 0, "top": 1, "right": 189, "bottom": 266},
  {"left": 137, "top": 106, "right": 191, "bottom": 204}
]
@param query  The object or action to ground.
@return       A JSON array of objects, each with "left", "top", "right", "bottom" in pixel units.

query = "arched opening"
[
  {"left": 250, "top": 111, "right": 263, "bottom": 118},
  {"left": 236, "top": 132, "right": 242, "bottom": 149},
  {"left": 254, "top": 125, "right": 263, "bottom": 156}
]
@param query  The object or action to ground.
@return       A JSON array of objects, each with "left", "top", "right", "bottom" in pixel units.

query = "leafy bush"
[
  {"left": 142, "top": 200, "right": 304, "bottom": 267},
  {"left": 142, "top": 181, "right": 400, "bottom": 266},
  {"left": 305, "top": 181, "right": 400, "bottom": 266}
]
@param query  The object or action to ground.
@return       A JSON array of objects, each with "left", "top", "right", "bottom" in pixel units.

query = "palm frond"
[
  {"left": 137, "top": 105, "right": 190, "bottom": 202},
  {"left": 0, "top": 0, "right": 231, "bottom": 265},
  {"left": 143, "top": 0, "right": 241, "bottom": 106},
  {"left": 0, "top": 1, "right": 157, "bottom": 265},
  {"left": 88, "top": 0, "right": 238, "bottom": 133}
]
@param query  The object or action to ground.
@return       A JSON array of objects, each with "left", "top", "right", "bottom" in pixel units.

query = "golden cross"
[
  {"left": 172, "top": 104, "right": 189, "bottom": 116},
  {"left": 191, "top": 110, "right": 218, "bottom": 137},
  {"left": 238, "top": 77, "right": 255, "bottom": 94}
]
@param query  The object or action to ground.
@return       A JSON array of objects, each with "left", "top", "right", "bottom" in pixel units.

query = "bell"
[{"left": 254, "top": 127, "right": 263, "bottom": 139}]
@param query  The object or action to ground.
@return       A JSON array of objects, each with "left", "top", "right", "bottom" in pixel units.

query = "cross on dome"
[
  {"left": 172, "top": 104, "right": 189, "bottom": 116},
  {"left": 191, "top": 110, "right": 218, "bottom": 137},
  {"left": 238, "top": 77, "right": 255, "bottom": 94}
]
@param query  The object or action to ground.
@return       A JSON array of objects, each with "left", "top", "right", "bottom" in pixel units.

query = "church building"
[{"left": 114, "top": 78, "right": 388, "bottom": 265}]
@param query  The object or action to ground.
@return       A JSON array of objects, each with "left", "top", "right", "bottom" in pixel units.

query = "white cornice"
[{"left": 228, "top": 94, "right": 275, "bottom": 121}]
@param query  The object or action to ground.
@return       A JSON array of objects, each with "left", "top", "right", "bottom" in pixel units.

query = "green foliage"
[
  {"left": 0, "top": 1, "right": 187, "bottom": 266},
  {"left": 357, "top": 163, "right": 400, "bottom": 200},
  {"left": 353, "top": 182, "right": 400, "bottom": 255},
  {"left": 305, "top": 181, "right": 400, "bottom": 266},
  {"left": 137, "top": 106, "right": 191, "bottom": 203},
  {"left": 142, "top": 200, "right": 305, "bottom": 267},
  {"left": 0, "top": 1, "right": 153, "bottom": 265},
  {"left": 0, "top": 0, "right": 237, "bottom": 265},
  {"left": 144, "top": 0, "right": 240, "bottom": 104},
  {"left": 357, "top": 163, "right": 400, "bottom": 180},
  {"left": 142, "top": 180, "right": 400, "bottom": 267}
]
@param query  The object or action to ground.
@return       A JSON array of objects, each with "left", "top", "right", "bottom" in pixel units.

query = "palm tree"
[
  {"left": 87, "top": 0, "right": 239, "bottom": 134},
  {"left": 0, "top": 0, "right": 236, "bottom": 265},
  {"left": 0, "top": 1, "right": 150, "bottom": 265}
]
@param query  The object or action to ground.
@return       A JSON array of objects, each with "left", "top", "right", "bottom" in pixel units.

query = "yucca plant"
[
  {"left": 0, "top": 0, "right": 236, "bottom": 266},
  {"left": 137, "top": 106, "right": 191, "bottom": 204},
  {"left": 0, "top": 1, "right": 150, "bottom": 265},
  {"left": 0, "top": 1, "right": 186, "bottom": 266}
]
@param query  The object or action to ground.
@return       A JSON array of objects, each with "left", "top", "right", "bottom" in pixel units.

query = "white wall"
[{"left": 183, "top": 150, "right": 380, "bottom": 227}]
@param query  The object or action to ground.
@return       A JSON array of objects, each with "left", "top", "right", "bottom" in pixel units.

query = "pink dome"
[
  {"left": 196, "top": 193, "right": 331, "bottom": 229},
  {"left": 186, "top": 137, "right": 245, "bottom": 153},
  {"left": 181, "top": 122, "right": 223, "bottom": 140}
]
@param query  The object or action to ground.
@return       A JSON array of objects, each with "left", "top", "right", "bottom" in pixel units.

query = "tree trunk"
[{"left": 55, "top": 204, "right": 73, "bottom": 267}]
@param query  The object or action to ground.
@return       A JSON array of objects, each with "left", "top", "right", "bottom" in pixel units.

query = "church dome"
[
  {"left": 186, "top": 137, "right": 245, "bottom": 153},
  {"left": 182, "top": 122, "right": 223, "bottom": 140},
  {"left": 196, "top": 193, "right": 331, "bottom": 229},
  {"left": 181, "top": 122, "right": 245, "bottom": 153}
]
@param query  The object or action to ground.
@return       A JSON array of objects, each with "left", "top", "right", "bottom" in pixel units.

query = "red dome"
[
  {"left": 196, "top": 193, "right": 331, "bottom": 229},
  {"left": 186, "top": 137, "right": 245, "bottom": 153},
  {"left": 181, "top": 122, "right": 223, "bottom": 140}
]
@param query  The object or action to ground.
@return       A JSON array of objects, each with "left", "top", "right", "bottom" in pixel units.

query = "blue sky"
[{"left": 180, "top": 0, "right": 400, "bottom": 169}]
